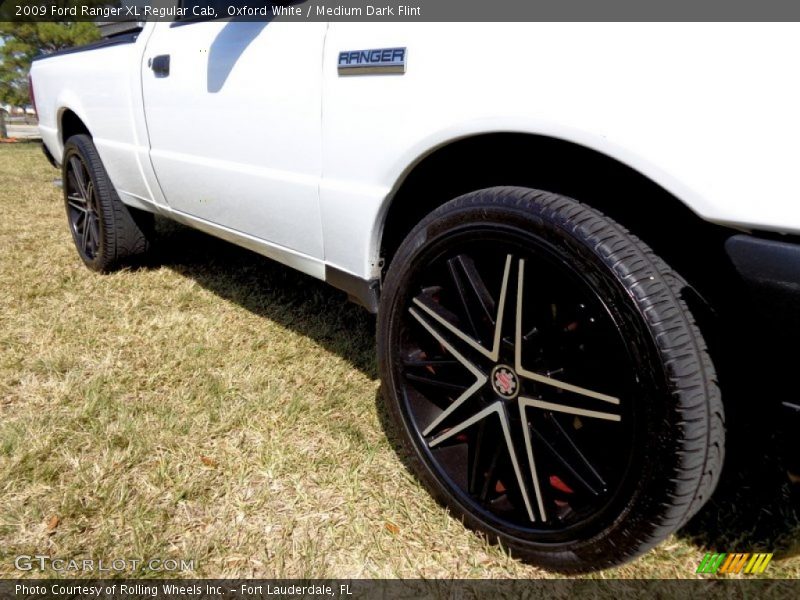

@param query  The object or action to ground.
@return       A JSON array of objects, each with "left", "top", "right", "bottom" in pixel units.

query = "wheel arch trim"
[{"left": 373, "top": 119, "right": 710, "bottom": 271}]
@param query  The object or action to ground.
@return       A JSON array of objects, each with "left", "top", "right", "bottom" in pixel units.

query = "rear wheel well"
[
  {"left": 380, "top": 133, "right": 738, "bottom": 307},
  {"left": 60, "top": 109, "right": 91, "bottom": 145}
]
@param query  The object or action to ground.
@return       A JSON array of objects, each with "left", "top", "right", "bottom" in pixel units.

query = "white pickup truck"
[{"left": 30, "top": 20, "right": 800, "bottom": 572}]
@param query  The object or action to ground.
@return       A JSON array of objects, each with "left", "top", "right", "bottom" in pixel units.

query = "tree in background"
[{"left": 0, "top": 23, "right": 100, "bottom": 138}]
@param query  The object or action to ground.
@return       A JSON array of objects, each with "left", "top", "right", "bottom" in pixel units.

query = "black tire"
[
  {"left": 62, "top": 134, "right": 153, "bottom": 272},
  {"left": 377, "top": 186, "right": 724, "bottom": 572}
]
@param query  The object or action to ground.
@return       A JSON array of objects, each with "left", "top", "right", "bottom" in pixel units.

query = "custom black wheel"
[
  {"left": 63, "top": 134, "right": 152, "bottom": 272},
  {"left": 377, "top": 187, "right": 724, "bottom": 572}
]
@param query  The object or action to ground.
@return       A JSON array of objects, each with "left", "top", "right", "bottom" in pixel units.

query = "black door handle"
[{"left": 149, "top": 54, "right": 170, "bottom": 77}]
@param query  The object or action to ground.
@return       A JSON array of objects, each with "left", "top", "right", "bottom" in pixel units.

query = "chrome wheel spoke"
[
  {"left": 542, "top": 414, "right": 607, "bottom": 495},
  {"left": 399, "top": 247, "right": 630, "bottom": 531},
  {"left": 515, "top": 258, "right": 620, "bottom": 406},
  {"left": 65, "top": 154, "right": 100, "bottom": 260},
  {"left": 81, "top": 213, "right": 91, "bottom": 251},
  {"left": 520, "top": 397, "right": 620, "bottom": 422},
  {"left": 447, "top": 254, "right": 497, "bottom": 340},
  {"left": 429, "top": 401, "right": 537, "bottom": 523},
  {"left": 67, "top": 195, "right": 88, "bottom": 212},
  {"left": 408, "top": 306, "right": 487, "bottom": 436},
  {"left": 69, "top": 156, "right": 88, "bottom": 200},
  {"left": 413, "top": 254, "right": 512, "bottom": 363},
  {"left": 89, "top": 214, "right": 99, "bottom": 249},
  {"left": 66, "top": 170, "right": 83, "bottom": 201},
  {"left": 519, "top": 403, "right": 548, "bottom": 521},
  {"left": 405, "top": 372, "right": 470, "bottom": 393},
  {"left": 85, "top": 181, "right": 95, "bottom": 211}
]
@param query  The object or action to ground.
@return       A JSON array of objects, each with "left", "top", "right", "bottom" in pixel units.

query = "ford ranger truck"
[{"left": 30, "top": 20, "right": 800, "bottom": 572}]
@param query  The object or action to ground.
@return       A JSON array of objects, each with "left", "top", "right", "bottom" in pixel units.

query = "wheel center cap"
[{"left": 491, "top": 364, "right": 519, "bottom": 399}]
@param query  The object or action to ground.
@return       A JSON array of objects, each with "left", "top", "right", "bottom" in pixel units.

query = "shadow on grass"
[
  {"left": 678, "top": 420, "right": 800, "bottom": 561},
  {"left": 147, "top": 217, "right": 800, "bottom": 565},
  {"left": 147, "top": 217, "right": 378, "bottom": 380}
]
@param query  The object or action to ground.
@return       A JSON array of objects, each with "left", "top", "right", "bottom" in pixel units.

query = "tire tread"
[{"left": 378, "top": 186, "right": 725, "bottom": 572}]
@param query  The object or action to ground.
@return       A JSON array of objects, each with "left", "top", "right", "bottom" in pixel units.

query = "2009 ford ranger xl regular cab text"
[{"left": 30, "top": 20, "right": 800, "bottom": 572}]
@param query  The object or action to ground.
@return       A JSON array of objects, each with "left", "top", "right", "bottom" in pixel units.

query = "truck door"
[{"left": 141, "top": 18, "right": 327, "bottom": 263}]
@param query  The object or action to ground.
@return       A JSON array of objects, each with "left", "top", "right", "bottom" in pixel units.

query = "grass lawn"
[{"left": 1, "top": 142, "right": 798, "bottom": 579}]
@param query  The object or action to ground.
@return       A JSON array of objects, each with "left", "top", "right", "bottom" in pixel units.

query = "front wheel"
[{"left": 377, "top": 187, "right": 724, "bottom": 572}]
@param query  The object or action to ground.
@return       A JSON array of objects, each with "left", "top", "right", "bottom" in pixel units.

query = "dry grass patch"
[{"left": 0, "top": 142, "right": 798, "bottom": 579}]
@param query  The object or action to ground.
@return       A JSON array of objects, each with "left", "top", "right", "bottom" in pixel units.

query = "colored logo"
[
  {"left": 491, "top": 365, "right": 519, "bottom": 398},
  {"left": 696, "top": 552, "right": 773, "bottom": 575}
]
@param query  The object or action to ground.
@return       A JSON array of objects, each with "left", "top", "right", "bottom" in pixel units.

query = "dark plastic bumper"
[
  {"left": 726, "top": 234, "right": 800, "bottom": 473},
  {"left": 725, "top": 234, "right": 800, "bottom": 329}
]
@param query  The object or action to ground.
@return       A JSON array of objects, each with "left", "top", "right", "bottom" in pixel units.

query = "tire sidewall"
[
  {"left": 63, "top": 135, "right": 113, "bottom": 271},
  {"left": 377, "top": 190, "right": 699, "bottom": 570}
]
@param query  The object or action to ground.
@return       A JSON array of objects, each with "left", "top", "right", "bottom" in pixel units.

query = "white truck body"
[
  {"left": 29, "top": 20, "right": 800, "bottom": 570},
  {"left": 31, "top": 22, "right": 800, "bottom": 288}
]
